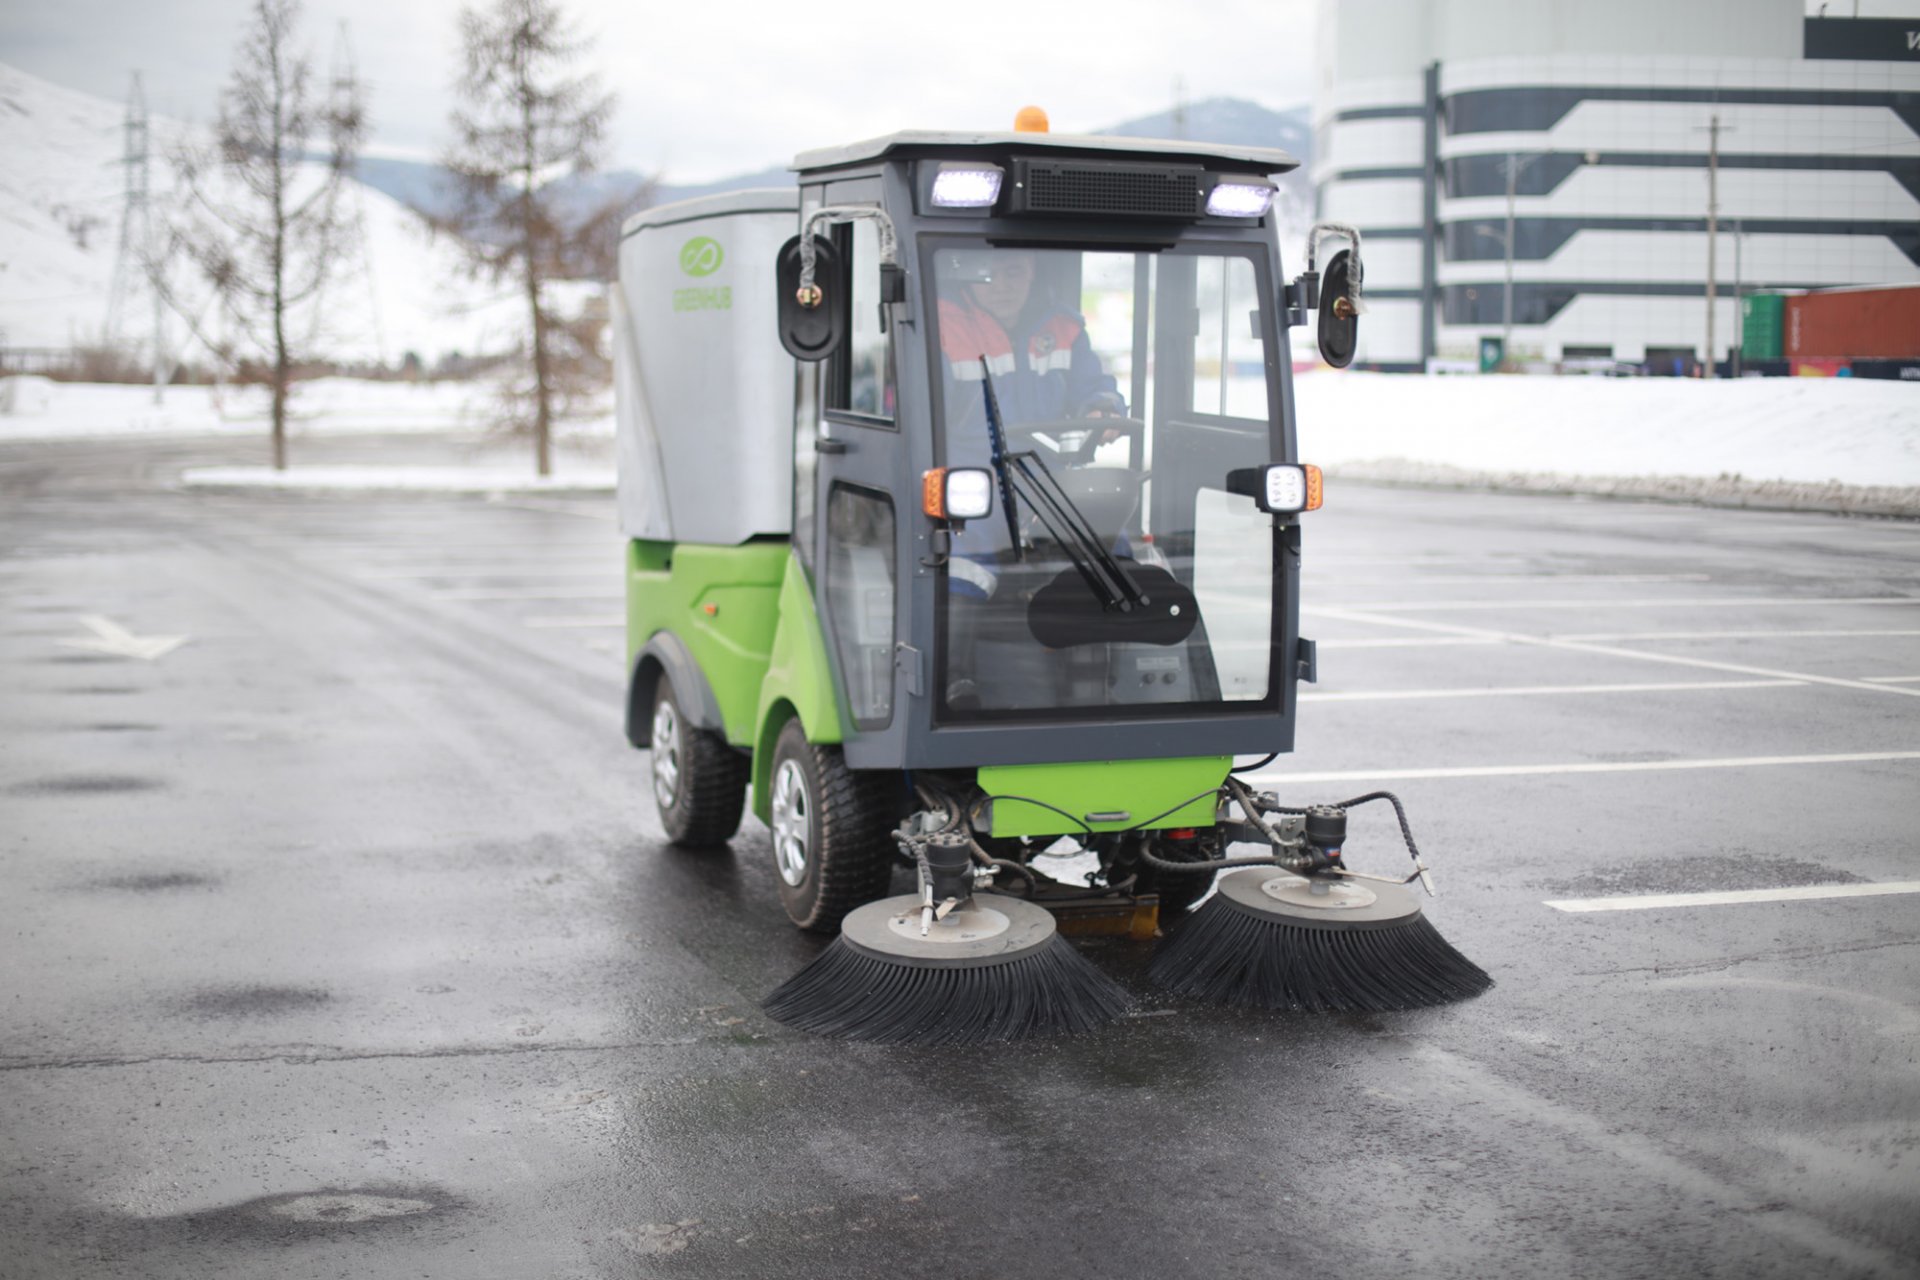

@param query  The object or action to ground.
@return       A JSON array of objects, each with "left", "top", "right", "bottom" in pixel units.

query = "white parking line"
[
  {"left": 433, "top": 588, "right": 623, "bottom": 601},
  {"left": 521, "top": 616, "right": 624, "bottom": 629},
  {"left": 1300, "top": 679, "right": 1802, "bottom": 703},
  {"left": 355, "top": 566, "right": 616, "bottom": 581},
  {"left": 1309, "top": 606, "right": 1920, "bottom": 700},
  {"left": 1303, "top": 573, "right": 1713, "bottom": 586},
  {"left": 1254, "top": 750, "right": 1920, "bottom": 785},
  {"left": 1557, "top": 629, "right": 1920, "bottom": 642},
  {"left": 1861, "top": 675, "right": 1920, "bottom": 684},
  {"left": 1545, "top": 882, "right": 1920, "bottom": 913},
  {"left": 1316, "top": 636, "right": 1509, "bottom": 649},
  {"left": 1311, "top": 595, "right": 1920, "bottom": 613}
]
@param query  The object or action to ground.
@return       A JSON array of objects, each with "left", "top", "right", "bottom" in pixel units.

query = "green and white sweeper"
[{"left": 613, "top": 111, "right": 1489, "bottom": 1043}]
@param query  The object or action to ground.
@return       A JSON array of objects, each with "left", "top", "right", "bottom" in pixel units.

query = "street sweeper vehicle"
[{"left": 614, "top": 110, "right": 1491, "bottom": 1043}]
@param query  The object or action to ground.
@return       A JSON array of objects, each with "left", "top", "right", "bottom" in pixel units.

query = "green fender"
[{"left": 751, "top": 553, "right": 845, "bottom": 822}]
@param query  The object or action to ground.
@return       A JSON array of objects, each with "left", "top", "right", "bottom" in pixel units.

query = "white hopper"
[{"left": 614, "top": 189, "right": 799, "bottom": 544}]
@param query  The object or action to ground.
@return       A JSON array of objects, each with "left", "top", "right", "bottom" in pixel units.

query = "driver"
[
  {"left": 936, "top": 250, "right": 1128, "bottom": 711},
  {"left": 937, "top": 249, "right": 1124, "bottom": 456}
]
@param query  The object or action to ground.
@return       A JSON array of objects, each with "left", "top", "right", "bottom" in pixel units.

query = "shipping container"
[
  {"left": 1785, "top": 283, "right": 1920, "bottom": 361},
  {"left": 1741, "top": 293, "right": 1785, "bottom": 360}
]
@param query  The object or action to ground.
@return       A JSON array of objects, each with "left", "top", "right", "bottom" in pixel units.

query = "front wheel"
[
  {"left": 767, "top": 719, "right": 896, "bottom": 932},
  {"left": 650, "top": 678, "right": 747, "bottom": 847}
]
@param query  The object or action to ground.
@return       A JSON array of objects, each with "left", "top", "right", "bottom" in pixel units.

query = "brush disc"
[
  {"left": 762, "top": 894, "right": 1131, "bottom": 1044},
  {"left": 1149, "top": 869, "right": 1493, "bottom": 1012}
]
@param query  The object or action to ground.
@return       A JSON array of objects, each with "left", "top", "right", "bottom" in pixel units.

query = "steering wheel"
[{"left": 1002, "top": 416, "right": 1146, "bottom": 466}]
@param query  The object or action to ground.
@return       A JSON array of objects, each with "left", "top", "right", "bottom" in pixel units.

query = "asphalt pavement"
[{"left": 2, "top": 432, "right": 1917, "bottom": 1279}]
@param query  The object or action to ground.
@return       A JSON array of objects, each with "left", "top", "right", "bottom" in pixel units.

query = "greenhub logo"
[{"left": 679, "top": 237, "right": 724, "bottom": 277}]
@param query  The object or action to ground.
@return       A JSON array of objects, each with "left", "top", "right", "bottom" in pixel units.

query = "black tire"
[
  {"left": 649, "top": 678, "right": 748, "bottom": 847},
  {"left": 766, "top": 718, "right": 896, "bottom": 932}
]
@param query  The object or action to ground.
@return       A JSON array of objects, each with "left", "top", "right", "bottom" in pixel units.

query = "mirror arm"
[
  {"left": 1306, "top": 221, "right": 1366, "bottom": 315},
  {"left": 798, "top": 205, "right": 901, "bottom": 300}
]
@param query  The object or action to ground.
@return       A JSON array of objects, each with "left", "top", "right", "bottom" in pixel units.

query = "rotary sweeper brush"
[{"left": 614, "top": 108, "right": 1491, "bottom": 1044}]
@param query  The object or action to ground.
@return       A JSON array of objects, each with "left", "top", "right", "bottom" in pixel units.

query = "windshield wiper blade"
[
  {"left": 1009, "top": 452, "right": 1148, "bottom": 612},
  {"left": 978, "top": 359, "right": 1025, "bottom": 560},
  {"left": 978, "top": 363, "right": 1147, "bottom": 613}
]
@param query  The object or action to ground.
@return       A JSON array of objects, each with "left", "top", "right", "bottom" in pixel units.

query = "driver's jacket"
[
  {"left": 937, "top": 300, "right": 1119, "bottom": 449},
  {"left": 938, "top": 301, "right": 1123, "bottom": 599}
]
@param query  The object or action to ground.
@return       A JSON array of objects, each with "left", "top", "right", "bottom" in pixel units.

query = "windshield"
[{"left": 931, "top": 243, "right": 1280, "bottom": 721}]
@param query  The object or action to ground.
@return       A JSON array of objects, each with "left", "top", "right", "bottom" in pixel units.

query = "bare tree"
[
  {"left": 441, "top": 0, "right": 614, "bottom": 477},
  {"left": 172, "top": 0, "right": 365, "bottom": 470}
]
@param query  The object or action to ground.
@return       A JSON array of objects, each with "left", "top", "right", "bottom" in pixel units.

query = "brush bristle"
[
  {"left": 1149, "top": 897, "right": 1493, "bottom": 1012},
  {"left": 763, "top": 934, "right": 1131, "bottom": 1044}
]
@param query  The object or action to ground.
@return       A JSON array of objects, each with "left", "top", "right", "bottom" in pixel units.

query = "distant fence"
[{"left": 0, "top": 348, "right": 86, "bottom": 378}]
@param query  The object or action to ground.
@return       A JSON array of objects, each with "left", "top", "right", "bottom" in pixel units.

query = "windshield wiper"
[{"left": 979, "top": 361, "right": 1148, "bottom": 613}]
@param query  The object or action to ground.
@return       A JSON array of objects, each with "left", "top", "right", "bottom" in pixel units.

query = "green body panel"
[
  {"left": 626, "top": 538, "right": 790, "bottom": 745},
  {"left": 749, "top": 553, "right": 847, "bottom": 822},
  {"left": 1742, "top": 293, "right": 1785, "bottom": 361},
  {"left": 977, "top": 756, "right": 1231, "bottom": 838}
]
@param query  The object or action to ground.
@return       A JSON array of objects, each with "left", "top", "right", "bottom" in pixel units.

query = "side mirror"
[
  {"left": 1317, "top": 249, "right": 1360, "bottom": 369},
  {"left": 775, "top": 234, "right": 846, "bottom": 361}
]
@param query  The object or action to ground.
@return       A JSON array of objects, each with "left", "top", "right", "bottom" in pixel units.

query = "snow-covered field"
[
  {"left": 1294, "top": 371, "right": 1919, "bottom": 488},
  {"left": 3, "top": 370, "right": 1914, "bottom": 509},
  {"left": 0, "top": 376, "right": 485, "bottom": 441},
  {"left": 0, "top": 62, "right": 537, "bottom": 365},
  {"left": 0, "top": 374, "right": 613, "bottom": 444}
]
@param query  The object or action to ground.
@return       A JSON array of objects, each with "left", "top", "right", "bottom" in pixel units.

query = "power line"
[{"left": 104, "top": 71, "right": 169, "bottom": 400}]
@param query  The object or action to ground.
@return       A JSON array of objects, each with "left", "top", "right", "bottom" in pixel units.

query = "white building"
[{"left": 1312, "top": 0, "right": 1920, "bottom": 370}]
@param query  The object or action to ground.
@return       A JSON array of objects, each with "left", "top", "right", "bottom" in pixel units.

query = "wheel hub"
[
  {"left": 770, "top": 758, "right": 810, "bottom": 886},
  {"left": 841, "top": 893, "right": 1058, "bottom": 967},
  {"left": 650, "top": 700, "right": 681, "bottom": 809},
  {"left": 1213, "top": 868, "right": 1421, "bottom": 930}
]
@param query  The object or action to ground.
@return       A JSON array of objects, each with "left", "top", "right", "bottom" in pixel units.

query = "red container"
[{"left": 1785, "top": 284, "right": 1920, "bottom": 360}]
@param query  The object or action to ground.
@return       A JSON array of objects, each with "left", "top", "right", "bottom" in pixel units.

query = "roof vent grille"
[{"left": 1013, "top": 160, "right": 1206, "bottom": 219}]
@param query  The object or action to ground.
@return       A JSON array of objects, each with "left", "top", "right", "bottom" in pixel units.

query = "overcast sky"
[
  {"left": 0, "top": 0, "right": 1319, "bottom": 183},
  {"left": 9, "top": 0, "right": 1918, "bottom": 184}
]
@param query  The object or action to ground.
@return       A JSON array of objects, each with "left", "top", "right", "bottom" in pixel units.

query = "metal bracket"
[
  {"left": 798, "top": 205, "right": 901, "bottom": 297},
  {"left": 895, "top": 643, "right": 924, "bottom": 697}
]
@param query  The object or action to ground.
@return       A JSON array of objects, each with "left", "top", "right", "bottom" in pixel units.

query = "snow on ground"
[
  {"left": 0, "top": 376, "right": 613, "bottom": 444},
  {"left": 1294, "top": 371, "right": 1920, "bottom": 514},
  {"left": 2, "top": 370, "right": 1915, "bottom": 508},
  {"left": 178, "top": 464, "right": 613, "bottom": 493},
  {"left": 1294, "top": 371, "right": 1920, "bottom": 488}
]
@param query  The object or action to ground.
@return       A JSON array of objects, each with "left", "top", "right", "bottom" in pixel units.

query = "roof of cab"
[{"left": 792, "top": 130, "right": 1298, "bottom": 175}]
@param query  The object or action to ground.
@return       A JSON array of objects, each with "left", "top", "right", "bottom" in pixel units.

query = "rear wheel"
[
  {"left": 768, "top": 718, "right": 896, "bottom": 932},
  {"left": 650, "top": 678, "right": 747, "bottom": 847}
]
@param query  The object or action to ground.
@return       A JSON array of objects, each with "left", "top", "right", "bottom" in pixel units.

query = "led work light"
[
  {"left": 1226, "top": 463, "right": 1323, "bottom": 514},
  {"left": 930, "top": 164, "right": 1005, "bottom": 209},
  {"left": 1206, "top": 178, "right": 1276, "bottom": 218},
  {"left": 923, "top": 467, "right": 995, "bottom": 520}
]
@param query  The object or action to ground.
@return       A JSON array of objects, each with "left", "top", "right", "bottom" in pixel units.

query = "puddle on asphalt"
[
  {"left": 7, "top": 775, "right": 164, "bottom": 796},
  {"left": 265, "top": 1193, "right": 437, "bottom": 1224},
  {"left": 109, "top": 1186, "right": 456, "bottom": 1243},
  {"left": 89, "top": 871, "right": 220, "bottom": 892},
  {"left": 1537, "top": 853, "right": 1867, "bottom": 897},
  {"left": 178, "top": 985, "right": 332, "bottom": 1019}
]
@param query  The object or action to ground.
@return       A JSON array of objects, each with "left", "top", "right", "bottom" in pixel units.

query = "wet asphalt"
[{"left": 2, "top": 431, "right": 1917, "bottom": 1279}]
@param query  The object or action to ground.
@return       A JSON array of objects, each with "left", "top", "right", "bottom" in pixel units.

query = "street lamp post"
[{"left": 1500, "top": 151, "right": 1547, "bottom": 365}]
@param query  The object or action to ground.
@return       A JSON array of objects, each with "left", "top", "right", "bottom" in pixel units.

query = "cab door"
[{"left": 802, "top": 212, "right": 911, "bottom": 768}]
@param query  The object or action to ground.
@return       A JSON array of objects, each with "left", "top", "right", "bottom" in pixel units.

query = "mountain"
[
  {"left": 1097, "top": 98, "right": 1311, "bottom": 162},
  {"left": 340, "top": 99, "right": 1314, "bottom": 228}
]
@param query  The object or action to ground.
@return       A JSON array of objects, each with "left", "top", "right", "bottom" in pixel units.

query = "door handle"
[{"left": 816, "top": 436, "right": 850, "bottom": 455}]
